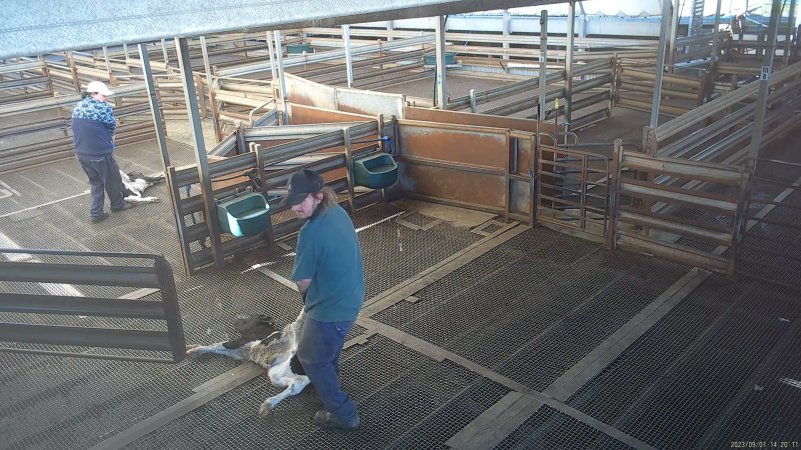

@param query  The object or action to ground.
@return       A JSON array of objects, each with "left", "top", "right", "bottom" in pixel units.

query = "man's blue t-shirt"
[{"left": 292, "top": 204, "right": 365, "bottom": 322}]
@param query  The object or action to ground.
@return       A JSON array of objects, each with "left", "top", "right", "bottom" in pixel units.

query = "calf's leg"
[
  {"left": 186, "top": 342, "right": 247, "bottom": 360},
  {"left": 258, "top": 357, "right": 310, "bottom": 417}
]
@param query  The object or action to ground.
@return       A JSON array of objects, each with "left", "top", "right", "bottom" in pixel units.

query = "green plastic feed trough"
[
  {"left": 424, "top": 53, "right": 456, "bottom": 65},
  {"left": 216, "top": 192, "right": 271, "bottom": 238},
  {"left": 287, "top": 44, "right": 315, "bottom": 54},
  {"left": 353, "top": 153, "right": 398, "bottom": 189}
]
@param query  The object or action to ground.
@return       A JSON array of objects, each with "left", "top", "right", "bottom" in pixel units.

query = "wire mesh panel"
[
  {"left": 495, "top": 405, "right": 632, "bottom": 450},
  {"left": 262, "top": 202, "right": 483, "bottom": 301},
  {"left": 0, "top": 256, "right": 304, "bottom": 450},
  {"left": 736, "top": 158, "right": 801, "bottom": 292},
  {"left": 129, "top": 337, "right": 510, "bottom": 450},
  {"left": 374, "top": 227, "right": 687, "bottom": 390},
  {"left": 566, "top": 275, "right": 801, "bottom": 450}
]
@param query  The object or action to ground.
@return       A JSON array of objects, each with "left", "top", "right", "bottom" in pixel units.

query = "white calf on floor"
[
  {"left": 119, "top": 171, "right": 164, "bottom": 204},
  {"left": 185, "top": 310, "right": 310, "bottom": 417}
]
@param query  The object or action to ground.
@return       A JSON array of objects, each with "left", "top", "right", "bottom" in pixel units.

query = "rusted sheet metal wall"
[
  {"left": 510, "top": 135, "right": 534, "bottom": 217},
  {"left": 336, "top": 88, "right": 405, "bottom": 118},
  {"left": 284, "top": 73, "right": 337, "bottom": 110},
  {"left": 401, "top": 164, "right": 507, "bottom": 209},
  {"left": 404, "top": 106, "right": 548, "bottom": 134},
  {"left": 397, "top": 120, "right": 509, "bottom": 212}
]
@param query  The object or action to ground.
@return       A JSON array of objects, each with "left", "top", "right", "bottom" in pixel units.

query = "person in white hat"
[{"left": 71, "top": 81, "right": 133, "bottom": 223}]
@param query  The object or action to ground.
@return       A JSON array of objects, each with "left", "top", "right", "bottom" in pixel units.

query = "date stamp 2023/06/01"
[{"left": 731, "top": 442, "right": 798, "bottom": 448}]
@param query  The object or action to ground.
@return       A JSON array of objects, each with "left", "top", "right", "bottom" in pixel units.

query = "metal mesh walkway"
[{"left": 2, "top": 136, "right": 800, "bottom": 450}]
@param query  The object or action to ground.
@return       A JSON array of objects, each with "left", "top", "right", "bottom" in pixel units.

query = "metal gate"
[
  {"left": 735, "top": 158, "right": 801, "bottom": 291},
  {"left": 0, "top": 248, "right": 186, "bottom": 363},
  {"left": 534, "top": 142, "right": 612, "bottom": 239}
]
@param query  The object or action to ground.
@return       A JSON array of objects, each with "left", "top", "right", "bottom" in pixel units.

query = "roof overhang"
[{"left": 1, "top": 0, "right": 565, "bottom": 59}]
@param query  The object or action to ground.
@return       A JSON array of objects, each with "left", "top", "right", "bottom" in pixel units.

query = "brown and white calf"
[{"left": 185, "top": 311, "right": 310, "bottom": 417}]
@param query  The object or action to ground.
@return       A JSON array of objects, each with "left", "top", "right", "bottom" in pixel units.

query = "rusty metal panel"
[
  {"left": 399, "top": 121, "right": 508, "bottom": 169},
  {"left": 404, "top": 107, "right": 540, "bottom": 132},
  {"left": 399, "top": 163, "right": 506, "bottom": 210},
  {"left": 514, "top": 135, "right": 535, "bottom": 175},
  {"left": 284, "top": 73, "right": 337, "bottom": 110},
  {"left": 510, "top": 179, "right": 532, "bottom": 215},
  {"left": 337, "top": 88, "right": 405, "bottom": 118}
]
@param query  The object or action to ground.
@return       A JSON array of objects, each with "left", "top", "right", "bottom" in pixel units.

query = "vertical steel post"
[
  {"left": 175, "top": 37, "right": 224, "bottom": 268},
  {"left": 66, "top": 51, "right": 81, "bottom": 92},
  {"left": 122, "top": 43, "right": 131, "bottom": 75},
  {"left": 606, "top": 139, "right": 623, "bottom": 250},
  {"left": 667, "top": 0, "right": 681, "bottom": 72},
  {"left": 648, "top": 0, "right": 673, "bottom": 142},
  {"left": 785, "top": 0, "right": 798, "bottom": 66},
  {"left": 102, "top": 46, "right": 112, "bottom": 79},
  {"left": 539, "top": 11, "right": 548, "bottom": 124},
  {"left": 199, "top": 36, "right": 220, "bottom": 145},
  {"left": 747, "top": 0, "right": 783, "bottom": 170},
  {"left": 342, "top": 128, "right": 357, "bottom": 213},
  {"left": 435, "top": 15, "right": 448, "bottom": 109},
  {"left": 343, "top": 25, "right": 354, "bottom": 88},
  {"left": 712, "top": 0, "right": 724, "bottom": 59},
  {"left": 502, "top": 10, "right": 511, "bottom": 60},
  {"left": 469, "top": 89, "right": 477, "bottom": 113},
  {"left": 161, "top": 38, "right": 169, "bottom": 64},
  {"left": 387, "top": 20, "right": 395, "bottom": 42},
  {"left": 274, "top": 30, "right": 289, "bottom": 120},
  {"left": 565, "top": 2, "right": 576, "bottom": 130},
  {"left": 138, "top": 44, "right": 171, "bottom": 172},
  {"left": 266, "top": 31, "right": 277, "bottom": 80}
]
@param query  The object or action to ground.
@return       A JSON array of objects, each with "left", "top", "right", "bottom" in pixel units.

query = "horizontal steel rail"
[
  {"left": 0, "top": 294, "right": 166, "bottom": 319},
  {"left": 656, "top": 59, "right": 801, "bottom": 142},
  {"left": 216, "top": 35, "right": 435, "bottom": 77},
  {"left": 0, "top": 59, "right": 46, "bottom": 75},
  {"left": 447, "top": 70, "right": 565, "bottom": 110}
]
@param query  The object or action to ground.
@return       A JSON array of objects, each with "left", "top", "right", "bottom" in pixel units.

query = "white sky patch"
[{"left": 780, "top": 377, "right": 801, "bottom": 389}]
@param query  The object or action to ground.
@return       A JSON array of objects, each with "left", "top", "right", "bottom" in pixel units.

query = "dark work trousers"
[
  {"left": 77, "top": 153, "right": 125, "bottom": 218},
  {"left": 297, "top": 317, "right": 358, "bottom": 418}
]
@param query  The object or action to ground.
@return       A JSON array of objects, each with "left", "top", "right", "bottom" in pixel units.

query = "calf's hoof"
[
  {"left": 185, "top": 344, "right": 201, "bottom": 356},
  {"left": 258, "top": 402, "right": 273, "bottom": 418}
]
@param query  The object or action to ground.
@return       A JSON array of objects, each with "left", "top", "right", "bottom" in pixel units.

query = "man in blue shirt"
[
  {"left": 71, "top": 80, "right": 133, "bottom": 223},
  {"left": 284, "top": 169, "right": 365, "bottom": 431}
]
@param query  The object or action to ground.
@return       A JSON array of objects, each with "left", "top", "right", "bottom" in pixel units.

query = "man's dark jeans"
[
  {"left": 77, "top": 153, "right": 125, "bottom": 219},
  {"left": 297, "top": 317, "right": 358, "bottom": 419}
]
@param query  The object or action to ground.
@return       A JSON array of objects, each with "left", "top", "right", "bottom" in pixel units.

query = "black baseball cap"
[{"left": 280, "top": 169, "right": 324, "bottom": 206}]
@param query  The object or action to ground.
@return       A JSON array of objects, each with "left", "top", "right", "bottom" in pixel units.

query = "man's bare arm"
[{"left": 296, "top": 279, "right": 311, "bottom": 300}]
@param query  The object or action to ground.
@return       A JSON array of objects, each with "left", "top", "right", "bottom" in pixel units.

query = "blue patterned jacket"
[{"left": 71, "top": 97, "right": 117, "bottom": 156}]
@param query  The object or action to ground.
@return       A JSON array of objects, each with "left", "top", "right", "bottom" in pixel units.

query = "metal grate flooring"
[{"left": 2, "top": 135, "right": 801, "bottom": 450}]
